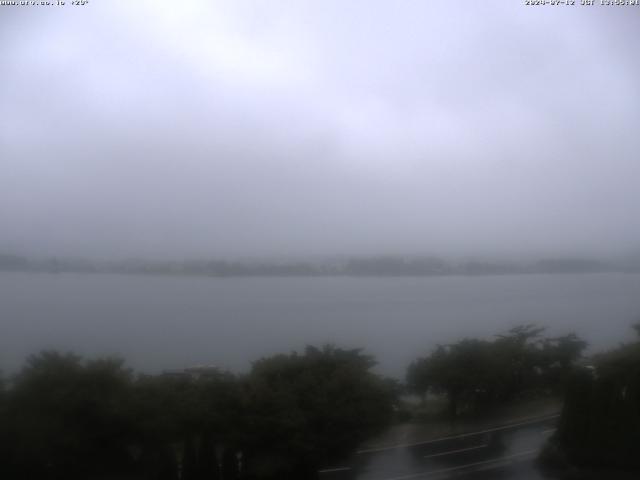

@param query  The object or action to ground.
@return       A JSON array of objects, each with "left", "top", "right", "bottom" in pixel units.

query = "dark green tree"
[
  {"left": 5, "top": 352, "right": 135, "bottom": 479},
  {"left": 548, "top": 324, "right": 640, "bottom": 473},
  {"left": 408, "top": 325, "right": 586, "bottom": 419},
  {"left": 241, "top": 345, "right": 395, "bottom": 479}
]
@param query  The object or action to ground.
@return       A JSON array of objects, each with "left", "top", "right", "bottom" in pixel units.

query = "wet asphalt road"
[{"left": 320, "top": 415, "right": 558, "bottom": 480}]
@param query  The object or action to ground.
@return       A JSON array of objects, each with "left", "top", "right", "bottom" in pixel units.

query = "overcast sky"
[{"left": 1, "top": 1, "right": 639, "bottom": 260}]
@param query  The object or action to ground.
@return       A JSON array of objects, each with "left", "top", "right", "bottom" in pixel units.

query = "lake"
[{"left": 1, "top": 272, "right": 639, "bottom": 377}]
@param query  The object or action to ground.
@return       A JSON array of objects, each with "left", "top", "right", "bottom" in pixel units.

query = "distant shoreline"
[{"left": 2, "top": 253, "right": 639, "bottom": 278}]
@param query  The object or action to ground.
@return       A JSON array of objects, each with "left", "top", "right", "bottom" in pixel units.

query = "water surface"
[{"left": 2, "top": 272, "right": 639, "bottom": 377}]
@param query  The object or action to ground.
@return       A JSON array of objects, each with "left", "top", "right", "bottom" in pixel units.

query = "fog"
[{"left": 1, "top": 1, "right": 639, "bottom": 261}]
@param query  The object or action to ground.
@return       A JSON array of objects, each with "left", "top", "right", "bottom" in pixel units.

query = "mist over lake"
[
  {"left": 2, "top": 272, "right": 639, "bottom": 377},
  {"left": 4, "top": 2, "right": 640, "bottom": 477}
]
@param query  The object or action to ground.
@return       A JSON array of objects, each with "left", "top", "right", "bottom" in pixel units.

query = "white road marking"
[
  {"left": 381, "top": 449, "right": 538, "bottom": 480},
  {"left": 357, "top": 413, "right": 559, "bottom": 454},
  {"left": 318, "top": 466, "right": 351, "bottom": 474},
  {"left": 423, "top": 444, "right": 488, "bottom": 459},
  {"left": 541, "top": 428, "right": 556, "bottom": 435}
]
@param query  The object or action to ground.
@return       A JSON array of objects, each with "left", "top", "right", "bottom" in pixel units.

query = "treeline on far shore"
[
  {"left": 2, "top": 253, "right": 640, "bottom": 277},
  {"left": 1, "top": 324, "right": 639, "bottom": 479}
]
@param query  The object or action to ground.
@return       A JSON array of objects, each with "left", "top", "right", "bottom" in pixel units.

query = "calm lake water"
[{"left": 2, "top": 272, "right": 639, "bottom": 377}]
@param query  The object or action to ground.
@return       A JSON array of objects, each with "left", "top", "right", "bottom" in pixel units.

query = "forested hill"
[{"left": 1, "top": 253, "right": 639, "bottom": 278}]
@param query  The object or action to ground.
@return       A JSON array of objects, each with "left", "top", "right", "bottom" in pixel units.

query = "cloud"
[{"left": 1, "top": 0, "right": 639, "bottom": 258}]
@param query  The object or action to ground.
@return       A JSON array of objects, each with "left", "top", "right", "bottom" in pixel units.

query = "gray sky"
[{"left": 1, "top": 1, "right": 639, "bottom": 259}]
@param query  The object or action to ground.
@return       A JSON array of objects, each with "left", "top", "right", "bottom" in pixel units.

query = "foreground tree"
[
  {"left": 545, "top": 324, "right": 640, "bottom": 473},
  {"left": 0, "top": 346, "right": 395, "bottom": 480},
  {"left": 407, "top": 325, "right": 586, "bottom": 419},
  {"left": 4, "top": 352, "right": 135, "bottom": 480},
  {"left": 241, "top": 345, "right": 396, "bottom": 479},
  {"left": 130, "top": 367, "right": 243, "bottom": 480},
  {"left": 0, "top": 370, "right": 8, "bottom": 473}
]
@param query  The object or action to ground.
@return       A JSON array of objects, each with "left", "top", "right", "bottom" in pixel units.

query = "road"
[{"left": 319, "top": 414, "right": 559, "bottom": 480}]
